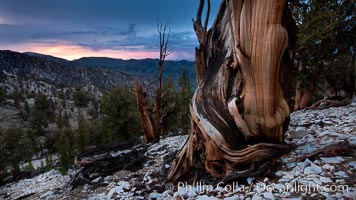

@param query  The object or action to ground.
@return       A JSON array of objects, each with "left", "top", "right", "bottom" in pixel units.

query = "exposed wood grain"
[{"left": 168, "top": 0, "right": 296, "bottom": 182}]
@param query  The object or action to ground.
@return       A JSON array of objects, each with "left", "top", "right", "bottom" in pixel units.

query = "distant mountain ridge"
[
  {"left": 0, "top": 50, "right": 143, "bottom": 90},
  {"left": 23, "top": 51, "right": 196, "bottom": 84},
  {"left": 24, "top": 52, "right": 70, "bottom": 65},
  {"left": 71, "top": 57, "right": 196, "bottom": 83}
]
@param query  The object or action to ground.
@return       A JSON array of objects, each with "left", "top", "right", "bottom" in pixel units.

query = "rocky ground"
[{"left": 1, "top": 102, "right": 355, "bottom": 200}]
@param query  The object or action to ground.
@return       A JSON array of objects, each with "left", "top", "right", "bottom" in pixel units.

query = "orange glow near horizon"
[
  {"left": 3, "top": 43, "right": 161, "bottom": 60},
  {"left": 30, "top": 44, "right": 160, "bottom": 60},
  {"left": 3, "top": 42, "right": 194, "bottom": 60}
]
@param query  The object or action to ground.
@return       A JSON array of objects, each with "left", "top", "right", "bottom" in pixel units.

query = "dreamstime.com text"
[{"left": 165, "top": 181, "right": 349, "bottom": 195}]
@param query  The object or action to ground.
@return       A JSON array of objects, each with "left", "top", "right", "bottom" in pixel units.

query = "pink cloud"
[
  {"left": 3, "top": 42, "right": 194, "bottom": 61},
  {"left": 3, "top": 42, "right": 160, "bottom": 60},
  {"left": 29, "top": 44, "right": 161, "bottom": 60}
]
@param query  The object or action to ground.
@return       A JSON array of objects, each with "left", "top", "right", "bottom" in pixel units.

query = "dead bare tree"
[
  {"left": 156, "top": 22, "right": 172, "bottom": 138},
  {"left": 167, "top": 0, "right": 297, "bottom": 182},
  {"left": 136, "top": 22, "right": 172, "bottom": 143}
]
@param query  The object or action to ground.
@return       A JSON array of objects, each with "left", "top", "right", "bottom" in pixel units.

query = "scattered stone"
[
  {"left": 348, "top": 161, "right": 356, "bottom": 168},
  {"left": 1, "top": 105, "right": 355, "bottom": 199},
  {"left": 148, "top": 192, "right": 161, "bottom": 200},
  {"left": 285, "top": 198, "right": 302, "bottom": 200},
  {"left": 335, "top": 179, "right": 346, "bottom": 183},
  {"left": 334, "top": 193, "right": 343, "bottom": 199},
  {"left": 286, "top": 162, "right": 297, "bottom": 169},
  {"left": 195, "top": 195, "right": 219, "bottom": 200},
  {"left": 188, "top": 190, "right": 197, "bottom": 198},
  {"left": 348, "top": 136, "right": 356, "bottom": 145},
  {"left": 39, "top": 191, "right": 53, "bottom": 199},
  {"left": 310, "top": 193, "right": 317, "bottom": 198},
  {"left": 301, "top": 144, "right": 318, "bottom": 154},
  {"left": 335, "top": 171, "right": 348, "bottom": 178},
  {"left": 319, "top": 177, "right": 333, "bottom": 183},
  {"left": 263, "top": 192, "right": 275, "bottom": 200},
  {"left": 310, "top": 163, "right": 322, "bottom": 174},
  {"left": 294, "top": 170, "right": 301, "bottom": 177},
  {"left": 298, "top": 179, "right": 311, "bottom": 185},
  {"left": 92, "top": 177, "right": 102, "bottom": 184},
  {"left": 313, "top": 160, "right": 321, "bottom": 165},
  {"left": 275, "top": 171, "right": 286, "bottom": 177},
  {"left": 322, "top": 164, "right": 335, "bottom": 171},
  {"left": 303, "top": 167, "right": 313, "bottom": 174},
  {"left": 344, "top": 190, "right": 356, "bottom": 199},
  {"left": 280, "top": 192, "right": 291, "bottom": 198},
  {"left": 295, "top": 127, "right": 306, "bottom": 132},
  {"left": 302, "top": 159, "right": 312, "bottom": 170},
  {"left": 290, "top": 177, "right": 299, "bottom": 184},
  {"left": 320, "top": 157, "right": 345, "bottom": 164},
  {"left": 281, "top": 158, "right": 289, "bottom": 163},
  {"left": 224, "top": 196, "right": 240, "bottom": 200},
  {"left": 311, "top": 177, "right": 322, "bottom": 185},
  {"left": 173, "top": 192, "right": 180, "bottom": 197},
  {"left": 247, "top": 177, "right": 255, "bottom": 185},
  {"left": 82, "top": 184, "right": 88, "bottom": 191},
  {"left": 252, "top": 194, "right": 263, "bottom": 200},
  {"left": 320, "top": 192, "right": 329, "bottom": 198}
]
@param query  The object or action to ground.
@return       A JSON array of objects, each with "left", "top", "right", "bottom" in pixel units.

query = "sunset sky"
[{"left": 0, "top": 0, "right": 220, "bottom": 61}]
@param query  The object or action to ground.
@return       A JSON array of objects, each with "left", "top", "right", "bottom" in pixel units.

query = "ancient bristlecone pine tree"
[{"left": 168, "top": 0, "right": 296, "bottom": 182}]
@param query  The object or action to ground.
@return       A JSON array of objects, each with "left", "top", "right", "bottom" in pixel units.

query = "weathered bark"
[
  {"left": 294, "top": 81, "right": 315, "bottom": 110},
  {"left": 294, "top": 80, "right": 302, "bottom": 111},
  {"left": 135, "top": 82, "right": 159, "bottom": 143},
  {"left": 72, "top": 149, "right": 146, "bottom": 188},
  {"left": 306, "top": 97, "right": 350, "bottom": 110},
  {"left": 168, "top": 0, "right": 296, "bottom": 182},
  {"left": 72, "top": 140, "right": 145, "bottom": 188},
  {"left": 288, "top": 141, "right": 355, "bottom": 163},
  {"left": 299, "top": 82, "right": 315, "bottom": 108}
]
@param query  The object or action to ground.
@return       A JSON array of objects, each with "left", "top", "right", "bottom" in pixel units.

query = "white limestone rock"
[{"left": 320, "top": 157, "right": 345, "bottom": 164}]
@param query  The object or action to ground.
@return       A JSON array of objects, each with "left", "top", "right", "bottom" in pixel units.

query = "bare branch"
[
  {"left": 194, "top": 0, "right": 209, "bottom": 45},
  {"left": 204, "top": 0, "right": 210, "bottom": 32},
  {"left": 157, "top": 21, "right": 172, "bottom": 63},
  {"left": 196, "top": 0, "right": 205, "bottom": 27}
]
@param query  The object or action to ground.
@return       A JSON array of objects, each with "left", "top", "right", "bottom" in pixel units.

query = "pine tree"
[
  {"left": 73, "top": 89, "right": 90, "bottom": 107},
  {"left": 26, "top": 129, "right": 41, "bottom": 158},
  {"left": 30, "top": 93, "right": 54, "bottom": 136},
  {"left": 290, "top": 0, "right": 355, "bottom": 109},
  {"left": 4, "top": 128, "right": 24, "bottom": 170},
  {"left": 0, "top": 88, "right": 5, "bottom": 103},
  {"left": 101, "top": 87, "right": 140, "bottom": 142},
  {"left": 177, "top": 69, "right": 193, "bottom": 134},
  {"left": 161, "top": 78, "right": 179, "bottom": 134},
  {"left": 19, "top": 136, "right": 35, "bottom": 168},
  {"left": 57, "top": 127, "right": 75, "bottom": 173},
  {"left": 23, "top": 100, "right": 30, "bottom": 120},
  {"left": 58, "top": 90, "right": 66, "bottom": 109},
  {"left": 75, "top": 108, "right": 89, "bottom": 152},
  {"left": 88, "top": 118, "right": 102, "bottom": 145},
  {"left": 0, "top": 136, "right": 5, "bottom": 174}
]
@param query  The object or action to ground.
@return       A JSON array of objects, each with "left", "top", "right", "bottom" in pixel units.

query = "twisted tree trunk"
[
  {"left": 168, "top": 0, "right": 296, "bottom": 182},
  {"left": 136, "top": 82, "right": 159, "bottom": 143}
]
